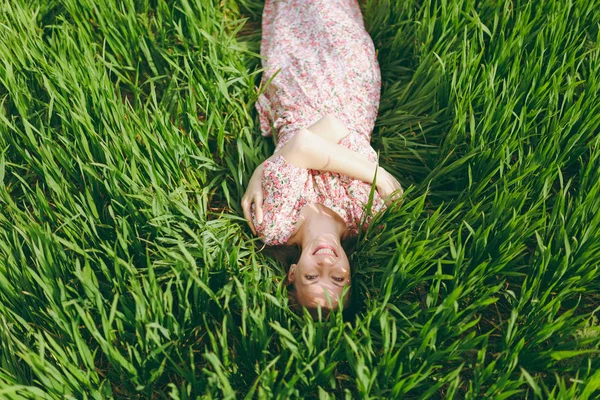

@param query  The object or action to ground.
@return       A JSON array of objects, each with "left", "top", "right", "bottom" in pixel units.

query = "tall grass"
[{"left": 0, "top": 0, "right": 598, "bottom": 398}]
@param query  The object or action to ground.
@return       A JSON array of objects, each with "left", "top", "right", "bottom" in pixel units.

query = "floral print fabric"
[{"left": 253, "top": 0, "right": 386, "bottom": 245}]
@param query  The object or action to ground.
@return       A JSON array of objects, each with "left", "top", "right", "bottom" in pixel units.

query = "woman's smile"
[{"left": 312, "top": 244, "right": 338, "bottom": 256}]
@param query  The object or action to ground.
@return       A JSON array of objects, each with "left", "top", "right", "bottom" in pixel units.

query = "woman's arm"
[
  {"left": 275, "top": 126, "right": 403, "bottom": 202},
  {"left": 276, "top": 128, "right": 378, "bottom": 183},
  {"left": 241, "top": 119, "right": 403, "bottom": 235},
  {"left": 305, "top": 113, "right": 351, "bottom": 144}
]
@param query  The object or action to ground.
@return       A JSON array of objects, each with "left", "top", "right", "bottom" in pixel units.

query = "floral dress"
[{"left": 253, "top": 0, "right": 386, "bottom": 246}]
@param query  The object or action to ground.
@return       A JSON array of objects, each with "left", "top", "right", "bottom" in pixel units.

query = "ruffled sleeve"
[{"left": 253, "top": 155, "right": 311, "bottom": 245}]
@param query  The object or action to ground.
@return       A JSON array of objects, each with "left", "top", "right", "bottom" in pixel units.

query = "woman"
[{"left": 242, "top": 0, "right": 403, "bottom": 312}]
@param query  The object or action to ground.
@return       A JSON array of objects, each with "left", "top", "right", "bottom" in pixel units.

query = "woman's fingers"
[
  {"left": 393, "top": 177, "right": 403, "bottom": 196},
  {"left": 391, "top": 178, "right": 403, "bottom": 200},
  {"left": 242, "top": 163, "right": 266, "bottom": 236},
  {"left": 242, "top": 192, "right": 264, "bottom": 235},
  {"left": 390, "top": 187, "right": 403, "bottom": 203},
  {"left": 378, "top": 173, "right": 403, "bottom": 205},
  {"left": 241, "top": 197, "right": 256, "bottom": 235}
]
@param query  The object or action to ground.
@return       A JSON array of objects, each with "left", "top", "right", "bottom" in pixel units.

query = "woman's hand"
[
  {"left": 375, "top": 166, "right": 403, "bottom": 205},
  {"left": 241, "top": 162, "right": 265, "bottom": 235}
]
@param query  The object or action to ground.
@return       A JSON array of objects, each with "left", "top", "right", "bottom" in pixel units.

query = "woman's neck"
[{"left": 288, "top": 204, "right": 347, "bottom": 247}]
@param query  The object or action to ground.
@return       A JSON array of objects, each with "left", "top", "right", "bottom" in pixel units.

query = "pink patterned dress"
[{"left": 253, "top": 0, "right": 386, "bottom": 246}]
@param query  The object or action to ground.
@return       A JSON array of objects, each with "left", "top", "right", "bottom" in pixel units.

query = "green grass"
[{"left": 0, "top": 0, "right": 599, "bottom": 398}]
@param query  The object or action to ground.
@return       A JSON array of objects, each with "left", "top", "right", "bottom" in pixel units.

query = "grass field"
[{"left": 0, "top": 0, "right": 599, "bottom": 398}]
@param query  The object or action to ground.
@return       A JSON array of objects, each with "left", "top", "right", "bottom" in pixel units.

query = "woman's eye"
[
  {"left": 333, "top": 277, "right": 345, "bottom": 282},
  {"left": 305, "top": 275, "right": 318, "bottom": 280}
]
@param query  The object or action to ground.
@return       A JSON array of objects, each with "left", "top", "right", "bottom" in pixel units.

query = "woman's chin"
[{"left": 311, "top": 233, "right": 340, "bottom": 245}]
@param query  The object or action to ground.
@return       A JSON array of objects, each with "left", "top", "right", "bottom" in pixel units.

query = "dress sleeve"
[{"left": 253, "top": 155, "right": 310, "bottom": 245}]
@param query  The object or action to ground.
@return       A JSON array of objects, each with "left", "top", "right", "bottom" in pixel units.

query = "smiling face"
[{"left": 288, "top": 238, "right": 351, "bottom": 309}]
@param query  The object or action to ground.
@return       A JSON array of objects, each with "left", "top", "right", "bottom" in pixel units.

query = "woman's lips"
[{"left": 313, "top": 244, "right": 338, "bottom": 257}]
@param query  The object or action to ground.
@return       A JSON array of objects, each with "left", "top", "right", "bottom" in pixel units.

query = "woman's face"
[{"left": 288, "top": 235, "right": 351, "bottom": 309}]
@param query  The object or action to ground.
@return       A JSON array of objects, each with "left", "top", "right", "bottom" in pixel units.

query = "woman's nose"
[{"left": 317, "top": 257, "right": 335, "bottom": 266}]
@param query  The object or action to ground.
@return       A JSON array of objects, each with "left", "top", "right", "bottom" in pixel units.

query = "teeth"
[{"left": 315, "top": 248, "right": 335, "bottom": 256}]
